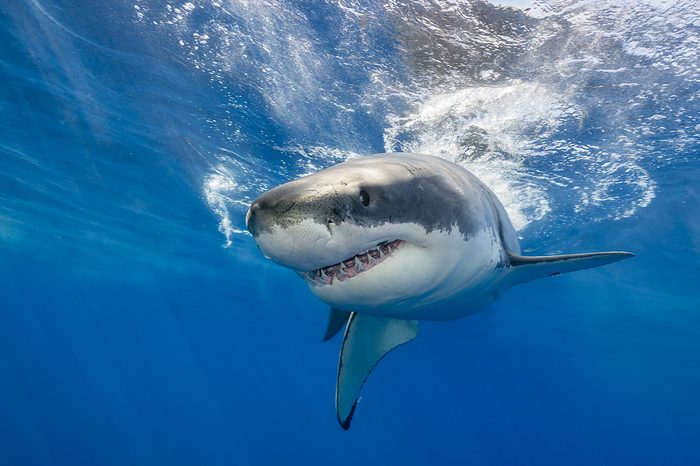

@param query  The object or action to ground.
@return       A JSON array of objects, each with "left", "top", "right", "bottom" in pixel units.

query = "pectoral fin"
[
  {"left": 508, "top": 251, "right": 633, "bottom": 286},
  {"left": 336, "top": 313, "right": 418, "bottom": 430},
  {"left": 322, "top": 308, "right": 352, "bottom": 342}
]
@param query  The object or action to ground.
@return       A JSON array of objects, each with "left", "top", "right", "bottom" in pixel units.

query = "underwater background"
[{"left": 1, "top": 0, "right": 699, "bottom": 464}]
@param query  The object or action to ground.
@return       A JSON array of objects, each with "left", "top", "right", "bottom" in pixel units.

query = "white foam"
[
  {"left": 384, "top": 81, "right": 561, "bottom": 231},
  {"left": 131, "top": 0, "right": 700, "bottom": 244},
  {"left": 203, "top": 163, "right": 252, "bottom": 247},
  {"left": 490, "top": 0, "right": 553, "bottom": 18}
]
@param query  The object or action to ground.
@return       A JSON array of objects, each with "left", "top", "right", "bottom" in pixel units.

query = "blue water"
[{"left": 1, "top": 1, "right": 699, "bottom": 464}]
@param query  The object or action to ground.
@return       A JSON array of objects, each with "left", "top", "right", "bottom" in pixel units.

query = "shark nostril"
[
  {"left": 327, "top": 214, "right": 343, "bottom": 226},
  {"left": 328, "top": 208, "right": 344, "bottom": 226}
]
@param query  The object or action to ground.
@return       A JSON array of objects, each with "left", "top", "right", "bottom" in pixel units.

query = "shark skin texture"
[{"left": 246, "top": 153, "right": 633, "bottom": 429}]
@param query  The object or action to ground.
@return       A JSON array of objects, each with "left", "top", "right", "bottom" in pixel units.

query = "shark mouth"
[{"left": 303, "top": 240, "right": 404, "bottom": 286}]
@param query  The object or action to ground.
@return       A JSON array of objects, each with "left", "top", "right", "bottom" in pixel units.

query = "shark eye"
[{"left": 359, "top": 189, "right": 370, "bottom": 207}]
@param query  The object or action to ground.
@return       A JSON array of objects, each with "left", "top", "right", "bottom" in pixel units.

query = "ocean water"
[{"left": 1, "top": 0, "right": 699, "bottom": 464}]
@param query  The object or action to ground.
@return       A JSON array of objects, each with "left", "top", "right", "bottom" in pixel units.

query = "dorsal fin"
[
  {"left": 336, "top": 313, "right": 418, "bottom": 430},
  {"left": 322, "top": 308, "right": 352, "bottom": 342},
  {"left": 507, "top": 251, "right": 633, "bottom": 285}
]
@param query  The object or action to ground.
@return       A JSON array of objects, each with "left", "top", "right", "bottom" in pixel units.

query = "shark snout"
[
  {"left": 246, "top": 179, "right": 339, "bottom": 239},
  {"left": 246, "top": 190, "right": 299, "bottom": 238},
  {"left": 246, "top": 201, "right": 261, "bottom": 237},
  {"left": 246, "top": 182, "right": 359, "bottom": 271}
]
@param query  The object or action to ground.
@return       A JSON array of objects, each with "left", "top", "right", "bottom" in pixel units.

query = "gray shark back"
[{"left": 248, "top": 153, "right": 504, "bottom": 242}]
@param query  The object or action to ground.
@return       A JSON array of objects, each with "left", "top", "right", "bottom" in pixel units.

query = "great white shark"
[{"left": 245, "top": 152, "right": 632, "bottom": 429}]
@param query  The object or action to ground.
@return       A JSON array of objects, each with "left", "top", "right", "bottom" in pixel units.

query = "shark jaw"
[{"left": 300, "top": 239, "right": 405, "bottom": 286}]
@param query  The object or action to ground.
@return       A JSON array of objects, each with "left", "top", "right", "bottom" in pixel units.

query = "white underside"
[{"left": 309, "top": 224, "right": 509, "bottom": 320}]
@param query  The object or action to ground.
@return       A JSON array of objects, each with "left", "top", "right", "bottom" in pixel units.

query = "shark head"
[{"left": 246, "top": 154, "right": 495, "bottom": 312}]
